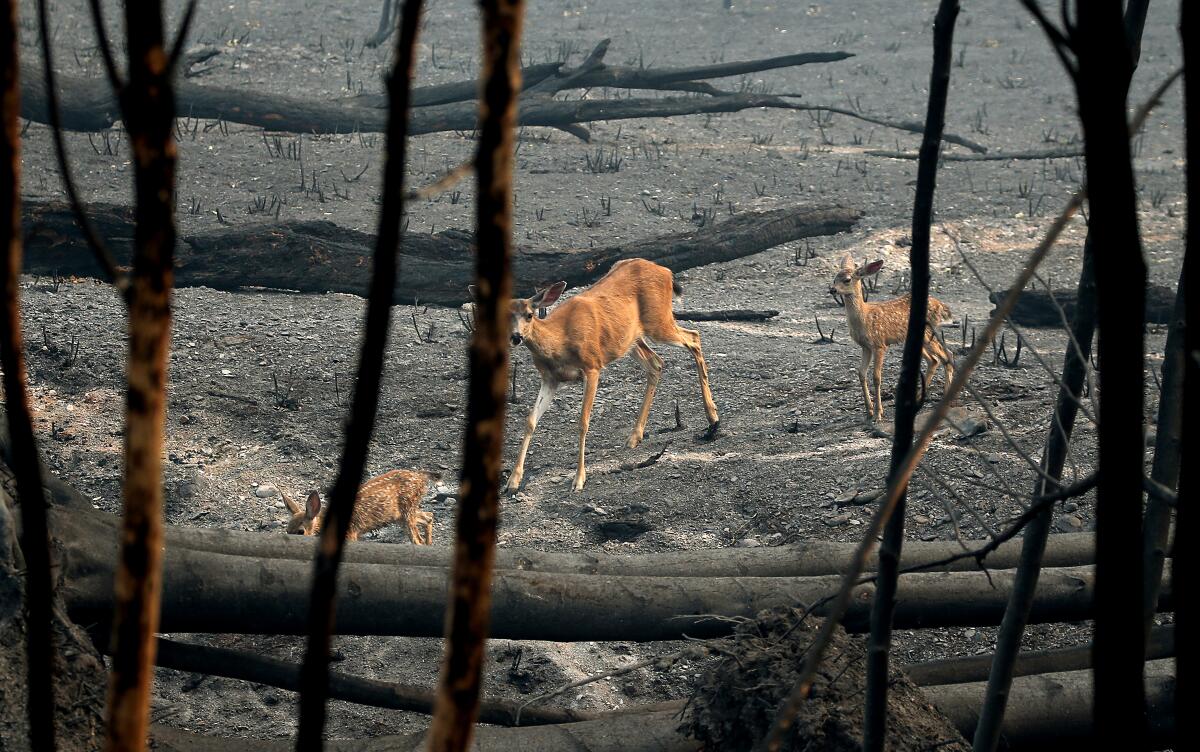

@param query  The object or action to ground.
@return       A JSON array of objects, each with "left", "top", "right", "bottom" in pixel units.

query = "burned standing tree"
[
  {"left": 974, "top": 2, "right": 1158, "bottom": 747},
  {"left": 0, "top": 1, "right": 55, "bottom": 748},
  {"left": 102, "top": 0, "right": 184, "bottom": 746},
  {"left": 427, "top": 0, "right": 524, "bottom": 747},
  {"left": 294, "top": 1, "right": 425, "bottom": 748},
  {"left": 1175, "top": 0, "right": 1196, "bottom": 739},
  {"left": 862, "top": 0, "right": 958, "bottom": 748}
]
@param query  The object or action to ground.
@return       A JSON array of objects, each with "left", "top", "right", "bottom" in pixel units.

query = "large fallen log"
[
  {"left": 924, "top": 659, "right": 1175, "bottom": 750},
  {"left": 991, "top": 283, "right": 1176, "bottom": 327},
  {"left": 51, "top": 506, "right": 1098, "bottom": 577},
  {"left": 22, "top": 200, "right": 860, "bottom": 306},
  {"left": 18, "top": 69, "right": 813, "bottom": 137},
  {"left": 903, "top": 623, "right": 1175, "bottom": 686},
  {"left": 59, "top": 530, "right": 1172, "bottom": 640},
  {"left": 149, "top": 711, "right": 699, "bottom": 752},
  {"left": 147, "top": 660, "right": 1176, "bottom": 751}
]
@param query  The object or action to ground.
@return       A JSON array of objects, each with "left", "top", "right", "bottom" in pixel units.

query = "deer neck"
[
  {"left": 521, "top": 318, "right": 567, "bottom": 364},
  {"left": 842, "top": 282, "right": 871, "bottom": 337}
]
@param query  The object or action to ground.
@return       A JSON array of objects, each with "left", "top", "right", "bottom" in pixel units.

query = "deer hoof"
[
  {"left": 572, "top": 476, "right": 586, "bottom": 492},
  {"left": 698, "top": 420, "right": 721, "bottom": 442},
  {"left": 626, "top": 433, "right": 643, "bottom": 449}
]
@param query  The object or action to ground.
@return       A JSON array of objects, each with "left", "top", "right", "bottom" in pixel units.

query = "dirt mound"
[{"left": 684, "top": 608, "right": 967, "bottom": 751}]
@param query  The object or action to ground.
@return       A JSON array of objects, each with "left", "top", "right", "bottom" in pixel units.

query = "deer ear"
[
  {"left": 859, "top": 259, "right": 884, "bottom": 277},
  {"left": 533, "top": 281, "right": 567, "bottom": 308},
  {"left": 305, "top": 491, "right": 322, "bottom": 520},
  {"left": 280, "top": 488, "right": 301, "bottom": 515}
]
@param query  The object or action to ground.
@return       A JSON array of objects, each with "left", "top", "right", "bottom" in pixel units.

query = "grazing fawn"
[
  {"left": 479, "top": 258, "right": 720, "bottom": 493},
  {"left": 281, "top": 469, "right": 438, "bottom": 544},
  {"left": 829, "top": 255, "right": 955, "bottom": 422}
]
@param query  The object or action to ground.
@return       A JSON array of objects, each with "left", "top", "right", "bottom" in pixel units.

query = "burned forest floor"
[{"left": 11, "top": 0, "right": 1187, "bottom": 742}]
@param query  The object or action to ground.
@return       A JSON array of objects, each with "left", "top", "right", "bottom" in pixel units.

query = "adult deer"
[
  {"left": 830, "top": 255, "right": 955, "bottom": 422},
  {"left": 475, "top": 258, "right": 720, "bottom": 493}
]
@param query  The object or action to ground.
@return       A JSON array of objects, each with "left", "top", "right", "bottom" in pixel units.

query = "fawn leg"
[
  {"left": 858, "top": 346, "right": 875, "bottom": 419},
  {"left": 573, "top": 370, "right": 600, "bottom": 492},
  {"left": 506, "top": 378, "right": 558, "bottom": 493},
  {"left": 673, "top": 326, "right": 720, "bottom": 428},
  {"left": 874, "top": 349, "right": 889, "bottom": 421},
  {"left": 628, "top": 339, "right": 664, "bottom": 448}
]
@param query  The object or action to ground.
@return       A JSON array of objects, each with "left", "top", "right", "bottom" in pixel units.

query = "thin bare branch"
[{"left": 294, "top": 1, "right": 424, "bottom": 748}]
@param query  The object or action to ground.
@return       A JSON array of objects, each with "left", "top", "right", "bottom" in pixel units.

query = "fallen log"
[
  {"left": 22, "top": 200, "right": 861, "bottom": 306},
  {"left": 990, "top": 283, "right": 1176, "bottom": 327},
  {"left": 18, "top": 70, "right": 817, "bottom": 137},
  {"left": 150, "top": 638, "right": 588, "bottom": 727},
  {"left": 903, "top": 623, "right": 1175, "bottom": 686},
  {"left": 59, "top": 530, "right": 1172, "bottom": 640},
  {"left": 352, "top": 48, "right": 856, "bottom": 108},
  {"left": 149, "top": 711, "right": 698, "bottom": 752},
  {"left": 866, "top": 147, "right": 1083, "bottom": 161},
  {"left": 49, "top": 506, "right": 1098, "bottom": 577},
  {"left": 147, "top": 659, "right": 1176, "bottom": 751},
  {"left": 924, "top": 659, "right": 1175, "bottom": 750},
  {"left": 673, "top": 309, "right": 779, "bottom": 322}
]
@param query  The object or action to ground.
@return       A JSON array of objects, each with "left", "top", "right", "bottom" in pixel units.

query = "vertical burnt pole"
[
  {"left": 0, "top": 1, "right": 56, "bottom": 748},
  {"left": 294, "top": 1, "right": 425, "bottom": 749},
  {"left": 1175, "top": 0, "right": 1196, "bottom": 740},
  {"left": 427, "top": 0, "right": 524, "bottom": 749},
  {"left": 1075, "top": 0, "right": 1147, "bottom": 744},
  {"left": 861, "top": 0, "right": 959, "bottom": 748},
  {"left": 104, "top": 0, "right": 177, "bottom": 748}
]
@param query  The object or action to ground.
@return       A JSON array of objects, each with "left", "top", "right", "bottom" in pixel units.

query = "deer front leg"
[
  {"left": 506, "top": 378, "right": 558, "bottom": 493},
  {"left": 857, "top": 346, "right": 875, "bottom": 419},
  {"left": 574, "top": 369, "right": 600, "bottom": 492}
]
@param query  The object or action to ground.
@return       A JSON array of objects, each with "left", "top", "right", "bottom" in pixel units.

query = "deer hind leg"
[
  {"left": 573, "top": 369, "right": 600, "bottom": 492},
  {"left": 666, "top": 326, "right": 720, "bottom": 428},
  {"left": 872, "top": 346, "right": 886, "bottom": 422},
  {"left": 628, "top": 339, "right": 664, "bottom": 449},
  {"left": 506, "top": 378, "right": 558, "bottom": 493},
  {"left": 857, "top": 346, "right": 875, "bottom": 420}
]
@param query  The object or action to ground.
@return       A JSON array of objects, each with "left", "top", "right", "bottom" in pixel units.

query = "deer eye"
[{"left": 525, "top": 312, "right": 534, "bottom": 320}]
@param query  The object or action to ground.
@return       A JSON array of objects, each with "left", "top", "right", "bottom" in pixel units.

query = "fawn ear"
[
  {"left": 532, "top": 281, "right": 567, "bottom": 308},
  {"left": 305, "top": 491, "right": 322, "bottom": 520},
  {"left": 280, "top": 488, "right": 301, "bottom": 516},
  {"left": 840, "top": 253, "right": 856, "bottom": 270},
  {"left": 858, "top": 259, "right": 884, "bottom": 277}
]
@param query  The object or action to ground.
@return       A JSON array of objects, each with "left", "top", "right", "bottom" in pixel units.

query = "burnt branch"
[
  {"left": 294, "top": 1, "right": 424, "bottom": 747},
  {"left": 0, "top": 4, "right": 56, "bottom": 746}
]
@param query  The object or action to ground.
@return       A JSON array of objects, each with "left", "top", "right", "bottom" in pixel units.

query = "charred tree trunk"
[
  {"left": 988, "top": 283, "right": 1176, "bottom": 327},
  {"left": 863, "top": 2, "right": 958, "bottom": 748},
  {"left": 426, "top": 1, "right": 524, "bottom": 749},
  {"left": 1075, "top": 2, "right": 1148, "bottom": 742},
  {"left": 294, "top": 3, "right": 423, "bottom": 748},
  {"left": 1175, "top": 0, "right": 1197, "bottom": 738},
  {"left": 20, "top": 200, "right": 860, "bottom": 306},
  {"left": 0, "top": 2, "right": 56, "bottom": 747},
  {"left": 103, "top": 1, "right": 178, "bottom": 747},
  {"left": 973, "top": 241, "right": 1098, "bottom": 752}
]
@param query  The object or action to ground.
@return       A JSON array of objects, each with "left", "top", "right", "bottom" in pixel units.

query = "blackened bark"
[
  {"left": 103, "top": 0, "right": 178, "bottom": 748},
  {"left": 861, "top": 1, "right": 958, "bottom": 748},
  {"left": 427, "top": 1, "right": 524, "bottom": 748},
  {"left": 0, "top": 2, "right": 55, "bottom": 748},
  {"left": 293, "top": 2, "right": 424, "bottom": 749},
  {"left": 1076, "top": 1, "right": 1148, "bottom": 742}
]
